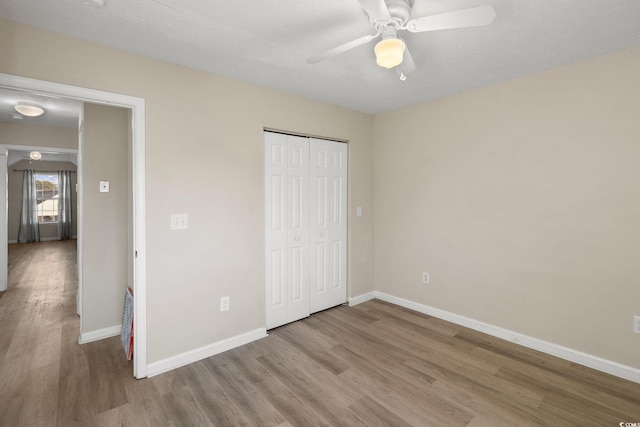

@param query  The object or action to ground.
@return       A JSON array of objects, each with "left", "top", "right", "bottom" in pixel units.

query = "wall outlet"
[
  {"left": 422, "top": 272, "right": 430, "bottom": 284},
  {"left": 634, "top": 316, "right": 640, "bottom": 334},
  {"left": 220, "top": 296, "right": 230, "bottom": 312}
]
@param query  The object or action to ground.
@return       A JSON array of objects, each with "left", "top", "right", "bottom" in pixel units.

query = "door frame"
[{"left": 0, "top": 73, "right": 148, "bottom": 379}]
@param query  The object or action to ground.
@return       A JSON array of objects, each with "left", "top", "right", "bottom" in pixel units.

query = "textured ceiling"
[{"left": 1, "top": 0, "right": 640, "bottom": 117}]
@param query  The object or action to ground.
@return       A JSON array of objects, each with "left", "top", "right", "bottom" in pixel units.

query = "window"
[{"left": 35, "top": 173, "right": 59, "bottom": 223}]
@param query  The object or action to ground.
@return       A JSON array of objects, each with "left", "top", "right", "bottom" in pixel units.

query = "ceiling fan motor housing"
[{"left": 382, "top": 0, "right": 412, "bottom": 26}]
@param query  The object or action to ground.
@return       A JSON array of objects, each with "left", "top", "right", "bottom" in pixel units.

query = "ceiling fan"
[{"left": 308, "top": 0, "right": 496, "bottom": 80}]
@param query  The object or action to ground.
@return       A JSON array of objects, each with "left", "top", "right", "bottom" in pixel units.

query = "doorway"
[
  {"left": 5, "top": 147, "right": 78, "bottom": 243},
  {"left": 0, "top": 72, "right": 148, "bottom": 378}
]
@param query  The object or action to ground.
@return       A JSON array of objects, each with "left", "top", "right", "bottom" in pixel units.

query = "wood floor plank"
[
  {"left": 372, "top": 316, "right": 502, "bottom": 375},
  {"left": 428, "top": 376, "right": 543, "bottom": 426},
  {"left": 262, "top": 333, "right": 365, "bottom": 403},
  {"left": 22, "top": 363, "right": 60, "bottom": 426},
  {"left": 345, "top": 395, "right": 414, "bottom": 427},
  {"left": 256, "top": 345, "right": 363, "bottom": 426},
  {"left": 94, "top": 402, "right": 152, "bottom": 427},
  {"left": 86, "top": 338, "right": 131, "bottom": 415},
  {"left": 203, "top": 353, "right": 287, "bottom": 426},
  {"left": 470, "top": 343, "right": 640, "bottom": 420},
  {"left": 403, "top": 356, "right": 545, "bottom": 411},
  {"left": 2, "top": 241, "right": 640, "bottom": 426},
  {"left": 275, "top": 321, "right": 351, "bottom": 375},
  {"left": 331, "top": 343, "right": 474, "bottom": 425},
  {"left": 336, "top": 367, "right": 454, "bottom": 427},
  {"left": 253, "top": 374, "right": 335, "bottom": 427},
  {"left": 223, "top": 345, "right": 277, "bottom": 385},
  {"left": 497, "top": 363, "right": 640, "bottom": 421},
  {"left": 361, "top": 299, "right": 462, "bottom": 338},
  {"left": 175, "top": 362, "right": 255, "bottom": 426}
]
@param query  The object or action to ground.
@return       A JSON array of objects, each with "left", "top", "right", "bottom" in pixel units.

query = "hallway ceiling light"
[
  {"left": 30, "top": 151, "right": 42, "bottom": 161},
  {"left": 15, "top": 104, "right": 45, "bottom": 117}
]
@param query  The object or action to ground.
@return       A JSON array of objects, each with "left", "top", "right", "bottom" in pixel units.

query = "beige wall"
[
  {"left": 0, "top": 122, "right": 77, "bottom": 150},
  {"left": 82, "top": 103, "right": 129, "bottom": 333},
  {"left": 8, "top": 159, "right": 77, "bottom": 241},
  {"left": 374, "top": 47, "right": 640, "bottom": 369},
  {"left": 0, "top": 18, "right": 375, "bottom": 363}
]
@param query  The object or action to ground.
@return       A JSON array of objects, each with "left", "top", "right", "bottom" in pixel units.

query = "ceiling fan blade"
[
  {"left": 356, "top": 0, "right": 391, "bottom": 21},
  {"left": 396, "top": 42, "right": 416, "bottom": 77},
  {"left": 406, "top": 5, "right": 496, "bottom": 33},
  {"left": 308, "top": 33, "right": 378, "bottom": 64}
]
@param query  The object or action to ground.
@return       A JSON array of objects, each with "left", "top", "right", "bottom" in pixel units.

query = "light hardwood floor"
[{"left": 1, "top": 241, "right": 640, "bottom": 426}]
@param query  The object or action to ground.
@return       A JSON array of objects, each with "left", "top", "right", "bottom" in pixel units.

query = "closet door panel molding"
[
  {"left": 285, "top": 136, "right": 310, "bottom": 324},
  {"left": 310, "top": 138, "right": 347, "bottom": 314}
]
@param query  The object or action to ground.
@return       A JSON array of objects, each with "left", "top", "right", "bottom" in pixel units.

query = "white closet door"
[
  {"left": 265, "top": 133, "right": 310, "bottom": 329},
  {"left": 309, "top": 138, "right": 348, "bottom": 313}
]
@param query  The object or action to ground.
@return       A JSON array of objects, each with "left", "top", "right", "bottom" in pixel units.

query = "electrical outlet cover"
[{"left": 220, "top": 296, "right": 230, "bottom": 312}]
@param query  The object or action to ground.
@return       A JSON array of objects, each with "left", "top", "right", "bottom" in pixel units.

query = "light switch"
[
  {"left": 99, "top": 181, "right": 110, "bottom": 193},
  {"left": 171, "top": 214, "right": 188, "bottom": 230},
  {"left": 356, "top": 206, "right": 363, "bottom": 217}
]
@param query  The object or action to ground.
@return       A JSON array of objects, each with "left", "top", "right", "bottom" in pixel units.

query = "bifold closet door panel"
[
  {"left": 286, "top": 136, "right": 311, "bottom": 324},
  {"left": 309, "top": 138, "right": 348, "bottom": 314},
  {"left": 265, "top": 133, "right": 310, "bottom": 329}
]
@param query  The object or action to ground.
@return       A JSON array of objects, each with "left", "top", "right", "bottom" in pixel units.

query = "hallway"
[{"left": 0, "top": 241, "right": 136, "bottom": 425}]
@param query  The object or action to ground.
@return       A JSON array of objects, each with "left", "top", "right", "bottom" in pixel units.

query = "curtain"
[
  {"left": 58, "top": 170, "right": 73, "bottom": 240},
  {"left": 18, "top": 169, "right": 40, "bottom": 243}
]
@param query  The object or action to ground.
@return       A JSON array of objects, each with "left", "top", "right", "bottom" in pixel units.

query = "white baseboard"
[
  {"left": 348, "top": 291, "right": 376, "bottom": 306},
  {"left": 350, "top": 291, "right": 640, "bottom": 384},
  {"left": 79, "top": 324, "right": 121, "bottom": 344},
  {"left": 147, "top": 328, "right": 268, "bottom": 377}
]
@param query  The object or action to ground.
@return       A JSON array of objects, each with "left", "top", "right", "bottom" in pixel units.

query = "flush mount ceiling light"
[
  {"left": 15, "top": 104, "right": 45, "bottom": 117},
  {"left": 374, "top": 37, "right": 404, "bottom": 69},
  {"left": 30, "top": 151, "right": 42, "bottom": 161}
]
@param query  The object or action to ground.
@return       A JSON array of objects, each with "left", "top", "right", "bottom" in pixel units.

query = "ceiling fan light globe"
[{"left": 374, "top": 38, "right": 404, "bottom": 69}]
